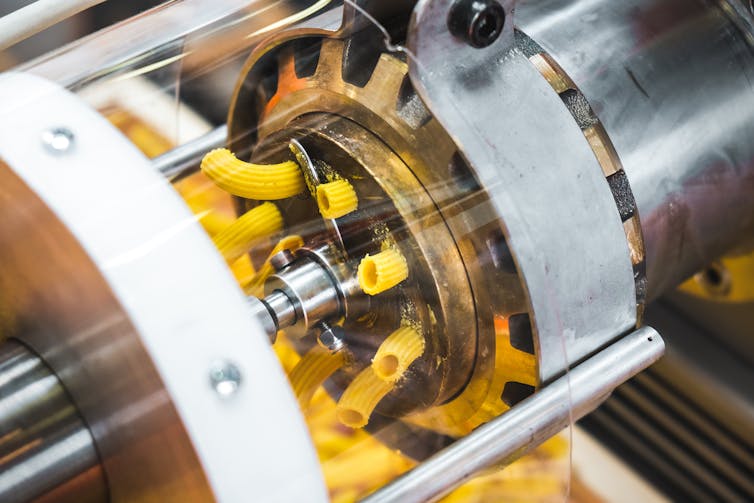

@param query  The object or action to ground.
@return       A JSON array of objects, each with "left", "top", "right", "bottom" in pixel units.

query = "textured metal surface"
[
  {"left": 409, "top": 0, "right": 637, "bottom": 383},
  {"left": 0, "top": 339, "right": 106, "bottom": 503},
  {"left": 230, "top": 32, "right": 536, "bottom": 437},
  {"left": 363, "top": 327, "right": 665, "bottom": 503},
  {"left": 246, "top": 108, "right": 483, "bottom": 410},
  {"left": 517, "top": 0, "right": 754, "bottom": 299}
]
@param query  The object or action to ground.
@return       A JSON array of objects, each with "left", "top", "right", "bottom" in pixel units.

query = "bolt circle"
[{"left": 448, "top": 0, "right": 506, "bottom": 49}]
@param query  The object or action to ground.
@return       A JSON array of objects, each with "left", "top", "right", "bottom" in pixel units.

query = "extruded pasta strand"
[
  {"left": 212, "top": 202, "right": 282, "bottom": 262},
  {"left": 316, "top": 179, "right": 358, "bottom": 219},
  {"left": 289, "top": 346, "right": 345, "bottom": 409},
  {"left": 201, "top": 148, "right": 304, "bottom": 200},
  {"left": 336, "top": 367, "right": 395, "bottom": 428},
  {"left": 357, "top": 248, "right": 409, "bottom": 295},
  {"left": 372, "top": 326, "right": 425, "bottom": 382}
]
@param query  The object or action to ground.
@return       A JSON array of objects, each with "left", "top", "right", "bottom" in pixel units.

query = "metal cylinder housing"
[
  {"left": 0, "top": 340, "right": 106, "bottom": 503},
  {"left": 517, "top": 0, "right": 754, "bottom": 299}
]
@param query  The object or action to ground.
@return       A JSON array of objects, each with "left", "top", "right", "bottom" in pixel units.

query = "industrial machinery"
[{"left": 0, "top": 0, "right": 752, "bottom": 501}]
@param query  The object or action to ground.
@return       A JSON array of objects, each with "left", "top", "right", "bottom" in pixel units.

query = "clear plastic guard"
[{"left": 17, "top": 0, "right": 576, "bottom": 500}]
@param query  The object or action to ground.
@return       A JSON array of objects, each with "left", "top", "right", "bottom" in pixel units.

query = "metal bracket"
[{"left": 407, "top": 0, "right": 638, "bottom": 383}]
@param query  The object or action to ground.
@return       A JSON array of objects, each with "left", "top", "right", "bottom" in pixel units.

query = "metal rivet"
[
  {"left": 41, "top": 127, "right": 75, "bottom": 154},
  {"left": 209, "top": 361, "right": 242, "bottom": 397},
  {"left": 448, "top": 0, "right": 506, "bottom": 49}
]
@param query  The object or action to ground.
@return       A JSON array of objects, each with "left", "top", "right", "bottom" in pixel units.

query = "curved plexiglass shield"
[{"left": 13, "top": 1, "right": 579, "bottom": 501}]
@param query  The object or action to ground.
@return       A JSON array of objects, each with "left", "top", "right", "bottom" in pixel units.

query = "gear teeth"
[
  {"left": 266, "top": 46, "right": 304, "bottom": 114},
  {"left": 314, "top": 38, "right": 345, "bottom": 82},
  {"left": 365, "top": 53, "right": 409, "bottom": 108},
  {"left": 278, "top": 46, "right": 301, "bottom": 88}
]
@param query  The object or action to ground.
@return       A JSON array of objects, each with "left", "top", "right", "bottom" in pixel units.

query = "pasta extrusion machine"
[{"left": 0, "top": 0, "right": 752, "bottom": 501}]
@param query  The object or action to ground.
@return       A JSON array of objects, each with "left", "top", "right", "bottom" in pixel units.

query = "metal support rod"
[
  {"left": 362, "top": 326, "right": 665, "bottom": 503},
  {"left": 0, "top": 0, "right": 107, "bottom": 51},
  {"left": 151, "top": 124, "right": 227, "bottom": 181},
  {"left": 0, "top": 339, "right": 106, "bottom": 503}
]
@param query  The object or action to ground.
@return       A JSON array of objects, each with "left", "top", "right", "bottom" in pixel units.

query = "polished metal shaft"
[
  {"left": 362, "top": 327, "right": 665, "bottom": 503},
  {"left": 0, "top": 340, "right": 106, "bottom": 503},
  {"left": 151, "top": 124, "right": 227, "bottom": 181}
]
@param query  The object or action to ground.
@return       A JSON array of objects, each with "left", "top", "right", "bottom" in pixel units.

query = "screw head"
[
  {"left": 270, "top": 249, "right": 296, "bottom": 271},
  {"left": 41, "top": 127, "right": 75, "bottom": 154},
  {"left": 209, "top": 360, "right": 242, "bottom": 397},
  {"left": 448, "top": 0, "right": 506, "bottom": 49},
  {"left": 317, "top": 323, "right": 345, "bottom": 353}
]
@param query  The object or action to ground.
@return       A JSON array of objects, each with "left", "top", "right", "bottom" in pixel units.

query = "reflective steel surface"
[
  {"left": 518, "top": 0, "right": 754, "bottom": 299},
  {"left": 0, "top": 339, "right": 106, "bottom": 503},
  {"left": 0, "top": 160, "right": 214, "bottom": 502},
  {"left": 409, "top": 0, "right": 638, "bottom": 384}
]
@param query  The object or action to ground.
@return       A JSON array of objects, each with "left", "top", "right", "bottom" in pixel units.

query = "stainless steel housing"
[
  {"left": 0, "top": 340, "right": 106, "bottom": 503},
  {"left": 516, "top": 0, "right": 754, "bottom": 299}
]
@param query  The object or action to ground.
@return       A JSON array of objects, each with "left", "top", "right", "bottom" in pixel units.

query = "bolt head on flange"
[
  {"left": 448, "top": 0, "right": 506, "bottom": 49},
  {"left": 41, "top": 127, "right": 75, "bottom": 154},
  {"left": 317, "top": 323, "right": 345, "bottom": 353}
]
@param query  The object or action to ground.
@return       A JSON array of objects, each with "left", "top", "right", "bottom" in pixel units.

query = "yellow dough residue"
[
  {"left": 336, "top": 367, "right": 395, "bottom": 429},
  {"left": 212, "top": 202, "right": 282, "bottom": 262},
  {"left": 290, "top": 346, "right": 346, "bottom": 409},
  {"left": 201, "top": 148, "right": 304, "bottom": 200},
  {"left": 357, "top": 248, "right": 408, "bottom": 295},
  {"left": 317, "top": 179, "right": 358, "bottom": 219},
  {"left": 372, "top": 326, "right": 425, "bottom": 382}
]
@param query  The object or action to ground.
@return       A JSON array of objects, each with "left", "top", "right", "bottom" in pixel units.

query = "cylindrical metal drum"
[
  {"left": 0, "top": 339, "right": 106, "bottom": 503},
  {"left": 518, "top": 0, "right": 754, "bottom": 299}
]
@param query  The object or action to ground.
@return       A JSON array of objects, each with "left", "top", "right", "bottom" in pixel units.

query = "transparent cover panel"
[{"left": 17, "top": 1, "right": 574, "bottom": 500}]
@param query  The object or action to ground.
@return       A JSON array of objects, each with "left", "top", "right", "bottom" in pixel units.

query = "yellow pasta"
[
  {"left": 289, "top": 346, "right": 346, "bottom": 409},
  {"left": 243, "top": 234, "right": 304, "bottom": 295},
  {"left": 201, "top": 148, "right": 304, "bottom": 200},
  {"left": 212, "top": 202, "right": 282, "bottom": 262},
  {"left": 372, "top": 326, "right": 425, "bottom": 382},
  {"left": 336, "top": 367, "right": 395, "bottom": 428},
  {"left": 230, "top": 254, "right": 255, "bottom": 285},
  {"left": 316, "top": 179, "right": 358, "bottom": 219},
  {"left": 357, "top": 248, "right": 409, "bottom": 295}
]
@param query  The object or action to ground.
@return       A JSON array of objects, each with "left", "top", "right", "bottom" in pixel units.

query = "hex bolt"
[
  {"left": 447, "top": 0, "right": 506, "bottom": 49},
  {"left": 209, "top": 360, "right": 242, "bottom": 397},
  {"left": 317, "top": 322, "right": 345, "bottom": 353},
  {"left": 41, "top": 127, "right": 75, "bottom": 154},
  {"left": 270, "top": 249, "right": 296, "bottom": 271}
]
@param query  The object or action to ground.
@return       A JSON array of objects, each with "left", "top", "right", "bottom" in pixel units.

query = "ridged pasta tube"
[
  {"left": 357, "top": 248, "right": 408, "bottom": 295},
  {"left": 212, "top": 202, "right": 282, "bottom": 262},
  {"left": 316, "top": 179, "right": 358, "bottom": 219},
  {"left": 201, "top": 148, "right": 304, "bottom": 200},
  {"left": 243, "top": 234, "right": 304, "bottom": 295},
  {"left": 372, "top": 326, "right": 425, "bottom": 382},
  {"left": 289, "top": 346, "right": 346, "bottom": 409},
  {"left": 336, "top": 367, "right": 395, "bottom": 428}
]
